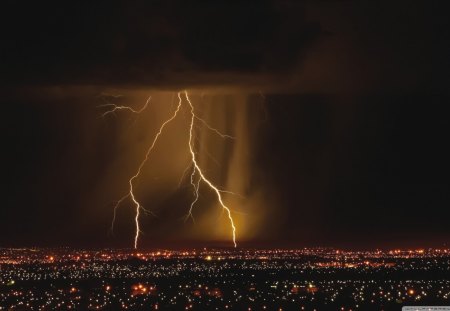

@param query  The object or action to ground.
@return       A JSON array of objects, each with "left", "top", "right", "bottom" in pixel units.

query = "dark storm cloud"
[
  {"left": 2, "top": 1, "right": 447, "bottom": 92},
  {"left": 1, "top": 1, "right": 322, "bottom": 88},
  {"left": 2, "top": 1, "right": 450, "bottom": 248}
]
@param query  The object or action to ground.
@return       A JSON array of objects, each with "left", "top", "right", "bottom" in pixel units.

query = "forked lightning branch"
[{"left": 103, "top": 91, "right": 237, "bottom": 249}]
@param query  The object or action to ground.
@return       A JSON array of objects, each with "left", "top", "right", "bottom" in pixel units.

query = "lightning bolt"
[
  {"left": 195, "top": 115, "right": 235, "bottom": 139},
  {"left": 108, "top": 91, "right": 237, "bottom": 248},
  {"left": 184, "top": 166, "right": 201, "bottom": 224},
  {"left": 184, "top": 91, "right": 237, "bottom": 247},
  {"left": 178, "top": 163, "right": 193, "bottom": 188},
  {"left": 99, "top": 95, "right": 151, "bottom": 117},
  {"left": 109, "top": 94, "right": 182, "bottom": 248}
]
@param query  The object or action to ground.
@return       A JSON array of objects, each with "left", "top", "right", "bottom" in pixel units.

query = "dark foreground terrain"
[{"left": 0, "top": 248, "right": 449, "bottom": 310}]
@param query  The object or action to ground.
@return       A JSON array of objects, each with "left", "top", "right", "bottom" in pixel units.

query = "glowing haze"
[{"left": 102, "top": 90, "right": 266, "bottom": 248}]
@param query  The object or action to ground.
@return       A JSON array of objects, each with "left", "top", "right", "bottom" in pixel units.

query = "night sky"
[{"left": 1, "top": 1, "right": 449, "bottom": 248}]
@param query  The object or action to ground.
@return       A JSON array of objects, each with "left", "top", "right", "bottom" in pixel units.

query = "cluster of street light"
[{"left": 0, "top": 248, "right": 448, "bottom": 310}]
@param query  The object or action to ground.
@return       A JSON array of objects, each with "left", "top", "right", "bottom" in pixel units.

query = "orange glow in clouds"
[{"left": 106, "top": 91, "right": 238, "bottom": 248}]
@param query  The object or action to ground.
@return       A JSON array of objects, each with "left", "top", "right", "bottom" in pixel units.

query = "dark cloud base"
[{"left": 1, "top": 1, "right": 322, "bottom": 88}]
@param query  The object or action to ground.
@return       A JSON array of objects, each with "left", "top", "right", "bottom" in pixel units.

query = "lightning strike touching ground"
[
  {"left": 184, "top": 91, "right": 237, "bottom": 247},
  {"left": 108, "top": 91, "right": 237, "bottom": 248},
  {"left": 109, "top": 94, "right": 182, "bottom": 248}
]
